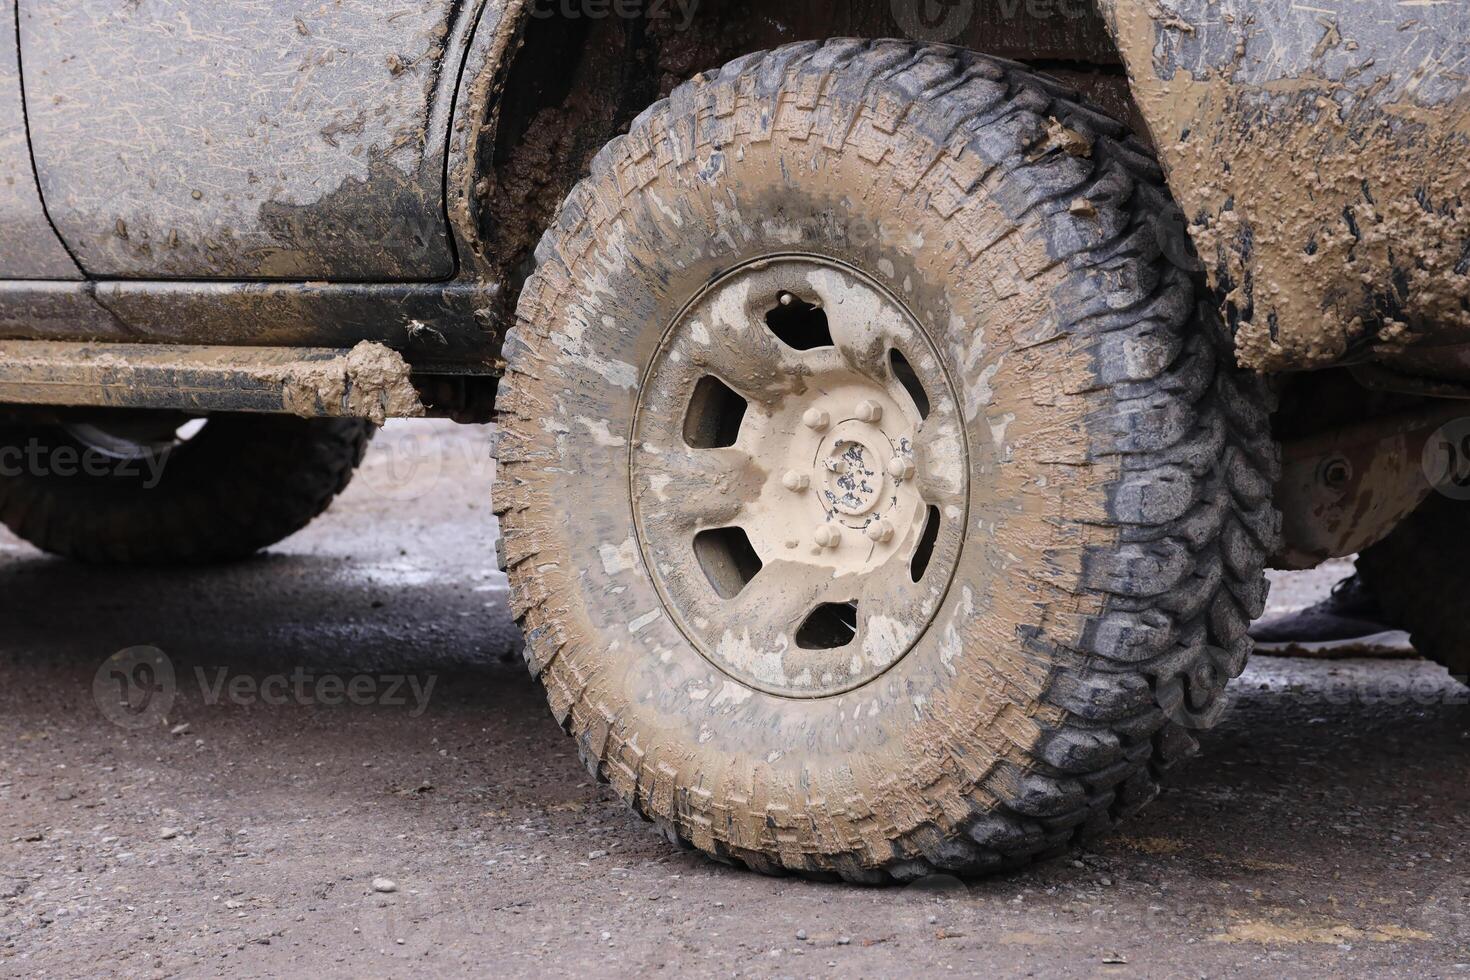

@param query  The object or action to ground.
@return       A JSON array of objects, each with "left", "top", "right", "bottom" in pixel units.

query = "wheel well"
[{"left": 473, "top": 0, "right": 1134, "bottom": 326}]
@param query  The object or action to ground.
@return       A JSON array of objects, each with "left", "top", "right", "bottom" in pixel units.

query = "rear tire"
[
  {"left": 0, "top": 414, "right": 372, "bottom": 564},
  {"left": 495, "top": 40, "right": 1278, "bottom": 879}
]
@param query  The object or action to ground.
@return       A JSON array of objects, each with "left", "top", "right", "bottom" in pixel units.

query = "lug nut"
[
  {"left": 855, "top": 400, "right": 883, "bottom": 423},
  {"left": 864, "top": 520, "right": 895, "bottom": 544},
  {"left": 781, "top": 470, "right": 810, "bottom": 492},
  {"left": 813, "top": 525, "right": 842, "bottom": 549},
  {"left": 887, "top": 456, "right": 915, "bottom": 481},
  {"left": 802, "top": 408, "right": 830, "bottom": 432}
]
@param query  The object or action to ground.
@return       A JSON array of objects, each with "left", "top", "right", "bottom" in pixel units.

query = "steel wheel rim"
[{"left": 629, "top": 255, "right": 972, "bottom": 698}]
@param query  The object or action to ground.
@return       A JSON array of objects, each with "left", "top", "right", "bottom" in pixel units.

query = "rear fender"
[{"left": 1098, "top": 0, "right": 1470, "bottom": 374}]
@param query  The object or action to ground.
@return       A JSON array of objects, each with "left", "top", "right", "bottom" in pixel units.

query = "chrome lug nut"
[
  {"left": 813, "top": 525, "right": 842, "bottom": 549},
  {"left": 802, "top": 408, "right": 830, "bottom": 432},
  {"left": 781, "top": 470, "right": 810, "bottom": 492},
  {"left": 865, "top": 520, "right": 895, "bottom": 544}
]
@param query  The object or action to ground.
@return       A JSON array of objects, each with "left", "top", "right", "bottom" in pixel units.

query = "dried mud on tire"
[{"left": 495, "top": 39, "right": 1279, "bottom": 880}]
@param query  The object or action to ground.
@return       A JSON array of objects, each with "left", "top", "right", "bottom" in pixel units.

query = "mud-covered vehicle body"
[{"left": 1, "top": 0, "right": 1464, "bottom": 878}]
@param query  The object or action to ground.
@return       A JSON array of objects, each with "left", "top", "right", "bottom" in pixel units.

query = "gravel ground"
[{"left": 2, "top": 421, "right": 1466, "bottom": 978}]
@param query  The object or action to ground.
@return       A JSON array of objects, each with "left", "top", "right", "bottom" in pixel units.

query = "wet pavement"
[{"left": 2, "top": 421, "right": 1466, "bottom": 977}]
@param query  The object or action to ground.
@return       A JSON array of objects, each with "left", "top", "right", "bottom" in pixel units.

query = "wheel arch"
[
  {"left": 449, "top": 0, "right": 1140, "bottom": 331},
  {"left": 1093, "top": 0, "right": 1470, "bottom": 376}
]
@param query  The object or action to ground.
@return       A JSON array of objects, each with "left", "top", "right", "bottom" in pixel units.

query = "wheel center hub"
[
  {"left": 821, "top": 436, "right": 885, "bottom": 517},
  {"left": 784, "top": 397, "right": 918, "bottom": 558}
]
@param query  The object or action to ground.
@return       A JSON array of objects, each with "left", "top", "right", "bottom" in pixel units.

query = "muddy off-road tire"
[
  {"left": 1358, "top": 494, "right": 1470, "bottom": 683},
  {"left": 495, "top": 40, "right": 1278, "bottom": 879},
  {"left": 0, "top": 414, "right": 372, "bottom": 564}
]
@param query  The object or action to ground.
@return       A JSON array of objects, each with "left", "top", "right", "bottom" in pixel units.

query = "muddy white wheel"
[
  {"left": 496, "top": 40, "right": 1278, "bottom": 879},
  {"left": 633, "top": 257, "right": 967, "bottom": 696}
]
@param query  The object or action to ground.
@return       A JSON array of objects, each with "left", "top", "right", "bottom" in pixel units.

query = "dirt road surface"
[{"left": 3, "top": 422, "right": 1466, "bottom": 977}]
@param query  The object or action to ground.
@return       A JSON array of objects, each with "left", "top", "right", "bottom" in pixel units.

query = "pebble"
[
  {"left": 837, "top": 936, "right": 851, "bottom": 946},
  {"left": 170, "top": 723, "right": 191, "bottom": 736},
  {"left": 371, "top": 877, "right": 398, "bottom": 894},
  {"left": 796, "top": 929, "right": 807, "bottom": 941},
  {"left": 159, "top": 827, "right": 180, "bottom": 840}
]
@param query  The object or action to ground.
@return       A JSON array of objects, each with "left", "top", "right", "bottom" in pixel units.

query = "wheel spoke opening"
[
  {"left": 765, "top": 293, "right": 834, "bottom": 351},
  {"left": 889, "top": 347, "right": 931, "bottom": 420},
  {"left": 795, "top": 601, "right": 859, "bottom": 650},
  {"left": 683, "top": 376, "right": 748, "bottom": 449},
  {"left": 911, "top": 505, "right": 941, "bottom": 582},
  {"left": 693, "top": 526, "right": 764, "bottom": 599}
]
